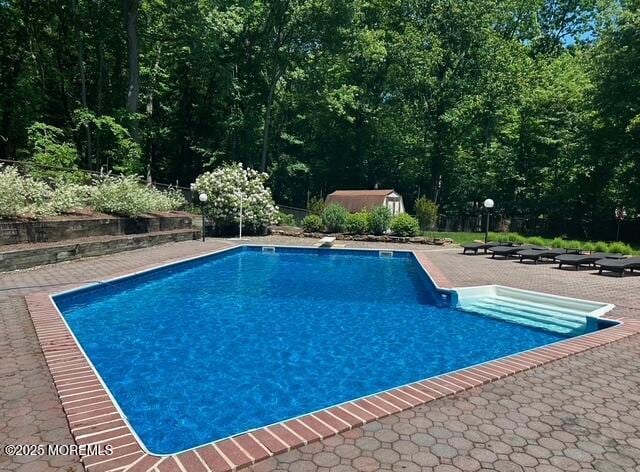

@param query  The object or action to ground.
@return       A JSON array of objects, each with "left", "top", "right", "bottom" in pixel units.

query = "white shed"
[{"left": 325, "top": 189, "right": 405, "bottom": 216}]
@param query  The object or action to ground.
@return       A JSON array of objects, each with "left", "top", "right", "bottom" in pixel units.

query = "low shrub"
[
  {"left": 302, "top": 214, "right": 323, "bottom": 232},
  {"left": 509, "top": 234, "right": 527, "bottom": 244},
  {"left": 564, "top": 240, "right": 583, "bottom": 250},
  {"left": 308, "top": 197, "right": 326, "bottom": 216},
  {"left": 48, "top": 181, "right": 93, "bottom": 214},
  {"left": 346, "top": 212, "right": 370, "bottom": 234},
  {"left": 322, "top": 204, "right": 349, "bottom": 233},
  {"left": 581, "top": 242, "right": 595, "bottom": 252},
  {"left": 0, "top": 165, "right": 52, "bottom": 218},
  {"left": 415, "top": 197, "right": 438, "bottom": 231},
  {"left": 368, "top": 206, "right": 392, "bottom": 235},
  {"left": 91, "top": 175, "right": 186, "bottom": 217},
  {"left": 148, "top": 186, "right": 188, "bottom": 212},
  {"left": 593, "top": 241, "right": 609, "bottom": 252},
  {"left": 550, "top": 237, "right": 565, "bottom": 248},
  {"left": 277, "top": 211, "right": 297, "bottom": 226},
  {"left": 607, "top": 242, "right": 633, "bottom": 255},
  {"left": 526, "top": 236, "right": 546, "bottom": 246},
  {"left": 489, "top": 232, "right": 509, "bottom": 242},
  {"left": 505, "top": 232, "right": 523, "bottom": 243},
  {"left": 390, "top": 213, "right": 420, "bottom": 236},
  {"left": 90, "top": 175, "right": 153, "bottom": 216}
]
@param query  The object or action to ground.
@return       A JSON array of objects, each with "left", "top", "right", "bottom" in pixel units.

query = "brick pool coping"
[{"left": 24, "top": 248, "right": 640, "bottom": 472}]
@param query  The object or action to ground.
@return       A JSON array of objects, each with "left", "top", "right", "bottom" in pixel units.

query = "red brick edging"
[{"left": 24, "top": 248, "right": 640, "bottom": 472}]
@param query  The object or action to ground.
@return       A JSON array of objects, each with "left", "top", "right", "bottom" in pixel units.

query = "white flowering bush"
[
  {"left": 0, "top": 165, "right": 187, "bottom": 219},
  {"left": 147, "top": 186, "right": 188, "bottom": 212},
  {"left": 192, "top": 163, "right": 278, "bottom": 232},
  {"left": 48, "top": 181, "right": 93, "bottom": 214},
  {"left": 0, "top": 165, "right": 53, "bottom": 218},
  {"left": 90, "top": 175, "right": 187, "bottom": 217}
]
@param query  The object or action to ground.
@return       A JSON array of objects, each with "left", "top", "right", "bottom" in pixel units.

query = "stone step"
[{"left": 0, "top": 229, "right": 200, "bottom": 272}]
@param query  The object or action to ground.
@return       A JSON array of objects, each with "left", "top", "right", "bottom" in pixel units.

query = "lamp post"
[
  {"left": 615, "top": 207, "right": 626, "bottom": 242},
  {"left": 199, "top": 193, "right": 208, "bottom": 242},
  {"left": 483, "top": 198, "right": 494, "bottom": 243},
  {"left": 238, "top": 192, "right": 244, "bottom": 240}
]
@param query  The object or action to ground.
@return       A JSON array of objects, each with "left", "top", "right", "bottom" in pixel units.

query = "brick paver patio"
[{"left": 1, "top": 237, "right": 639, "bottom": 471}]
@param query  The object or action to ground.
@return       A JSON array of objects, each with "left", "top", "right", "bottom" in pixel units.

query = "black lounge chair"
[
  {"left": 489, "top": 245, "right": 546, "bottom": 259},
  {"left": 462, "top": 241, "right": 511, "bottom": 254},
  {"left": 556, "top": 252, "right": 626, "bottom": 270},
  {"left": 517, "top": 248, "right": 569, "bottom": 263},
  {"left": 596, "top": 257, "right": 640, "bottom": 276}
]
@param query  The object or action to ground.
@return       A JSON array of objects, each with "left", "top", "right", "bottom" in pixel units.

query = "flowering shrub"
[
  {"left": 147, "top": 186, "right": 188, "bottom": 213},
  {"left": 48, "top": 181, "right": 93, "bottom": 214},
  {"left": 0, "top": 165, "right": 52, "bottom": 218},
  {"left": 302, "top": 214, "right": 323, "bottom": 232},
  {"left": 390, "top": 213, "right": 420, "bottom": 236},
  {"left": 322, "top": 204, "right": 349, "bottom": 233},
  {"left": 0, "top": 165, "right": 186, "bottom": 219},
  {"left": 91, "top": 175, "right": 186, "bottom": 217},
  {"left": 192, "top": 163, "right": 278, "bottom": 232}
]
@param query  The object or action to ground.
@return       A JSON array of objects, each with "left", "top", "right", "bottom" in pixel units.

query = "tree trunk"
[
  {"left": 123, "top": 0, "right": 140, "bottom": 142},
  {"left": 260, "top": 82, "right": 276, "bottom": 172},
  {"left": 260, "top": 70, "right": 281, "bottom": 172},
  {"left": 73, "top": 0, "right": 92, "bottom": 168}
]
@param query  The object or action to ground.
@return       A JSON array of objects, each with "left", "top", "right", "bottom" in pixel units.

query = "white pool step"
[
  {"left": 453, "top": 285, "right": 614, "bottom": 336},
  {"left": 487, "top": 297, "right": 588, "bottom": 325},
  {"left": 492, "top": 295, "right": 588, "bottom": 319},
  {"left": 461, "top": 298, "right": 586, "bottom": 335}
]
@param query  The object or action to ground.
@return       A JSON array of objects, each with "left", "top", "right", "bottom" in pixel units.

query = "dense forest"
[{"left": 0, "top": 0, "right": 638, "bottom": 238}]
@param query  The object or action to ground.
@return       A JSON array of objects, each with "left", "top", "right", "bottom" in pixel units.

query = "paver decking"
[{"left": 1, "top": 237, "right": 640, "bottom": 472}]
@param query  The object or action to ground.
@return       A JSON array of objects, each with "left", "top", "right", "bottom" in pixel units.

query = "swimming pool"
[{"left": 53, "top": 246, "right": 614, "bottom": 455}]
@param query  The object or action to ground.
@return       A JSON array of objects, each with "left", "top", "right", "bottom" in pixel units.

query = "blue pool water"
[{"left": 56, "top": 247, "right": 588, "bottom": 454}]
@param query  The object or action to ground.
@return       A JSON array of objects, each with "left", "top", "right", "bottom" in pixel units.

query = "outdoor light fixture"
[
  {"left": 483, "top": 198, "right": 494, "bottom": 243},
  {"left": 199, "top": 193, "right": 208, "bottom": 242},
  {"left": 615, "top": 207, "right": 626, "bottom": 241}
]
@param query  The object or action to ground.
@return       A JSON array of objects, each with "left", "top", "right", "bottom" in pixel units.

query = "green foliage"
[
  {"left": 277, "top": 211, "right": 297, "bottom": 226},
  {"left": 582, "top": 242, "right": 595, "bottom": 252},
  {"left": 73, "top": 109, "right": 143, "bottom": 174},
  {"left": 564, "top": 240, "right": 583, "bottom": 250},
  {"left": 390, "top": 213, "right": 420, "bottom": 237},
  {"left": 550, "top": 238, "right": 566, "bottom": 248},
  {"left": 322, "top": 204, "right": 349, "bottom": 233},
  {"left": 368, "top": 206, "right": 392, "bottom": 235},
  {"left": 511, "top": 234, "right": 527, "bottom": 244},
  {"left": 607, "top": 242, "right": 633, "bottom": 255},
  {"left": 308, "top": 197, "right": 326, "bottom": 216},
  {"left": 346, "top": 212, "right": 370, "bottom": 234},
  {"left": 90, "top": 175, "right": 185, "bottom": 217},
  {"left": 1, "top": 0, "right": 639, "bottom": 243},
  {"left": 302, "top": 214, "right": 323, "bottom": 232},
  {"left": 594, "top": 241, "right": 609, "bottom": 252},
  {"left": 489, "top": 232, "right": 510, "bottom": 243},
  {"left": 526, "top": 236, "right": 546, "bottom": 246},
  {"left": 27, "top": 123, "right": 82, "bottom": 182},
  {"left": 415, "top": 197, "right": 439, "bottom": 231}
]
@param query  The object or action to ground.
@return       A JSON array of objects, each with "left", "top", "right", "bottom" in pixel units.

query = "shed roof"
[
  {"left": 325, "top": 189, "right": 400, "bottom": 212},
  {"left": 328, "top": 189, "right": 396, "bottom": 197}
]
